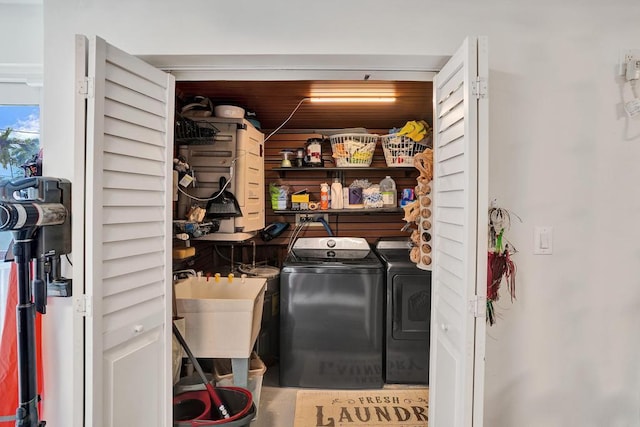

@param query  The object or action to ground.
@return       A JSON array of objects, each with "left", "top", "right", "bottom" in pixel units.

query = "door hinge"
[
  {"left": 75, "top": 294, "right": 93, "bottom": 317},
  {"left": 469, "top": 295, "right": 486, "bottom": 318},
  {"left": 472, "top": 76, "right": 488, "bottom": 99},
  {"left": 77, "top": 77, "right": 94, "bottom": 99}
]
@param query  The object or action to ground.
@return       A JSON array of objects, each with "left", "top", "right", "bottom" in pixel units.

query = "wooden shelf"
[
  {"left": 273, "top": 167, "right": 414, "bottom": 172},
  {"left": 273, "top": 207, "right": 403, "bottom": 215},
  {"left": 272, "top": 166, "right": 417, "bottom": 178}
]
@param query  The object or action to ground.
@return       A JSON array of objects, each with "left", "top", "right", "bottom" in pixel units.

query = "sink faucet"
[{"left": 173, "top": 269, "right": 197, "bottom": 281}]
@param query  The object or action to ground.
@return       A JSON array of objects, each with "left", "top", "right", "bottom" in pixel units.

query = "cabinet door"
[
  {"left": 79, "top": 35, "right": 174, "bottom": 427},
  {"left": 235, "top": 124, "right": 265, "bottom": 232},
  {"left": 428, "top": 36, "right": 488, "bottom": 427}
]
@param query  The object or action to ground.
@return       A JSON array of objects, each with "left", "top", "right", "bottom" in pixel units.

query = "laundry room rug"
[{"left": 294, "top": 388, "right": 429, "bottom": 427}]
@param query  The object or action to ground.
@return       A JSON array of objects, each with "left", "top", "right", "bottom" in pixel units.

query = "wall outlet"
[
  {"left": 295, "top": 213, "right": 329, "bottom": 226},
  {"left": 619, "top": 49, "right": 640, "bottom": 76}
]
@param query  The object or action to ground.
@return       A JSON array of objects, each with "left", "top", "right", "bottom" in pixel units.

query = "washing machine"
[
  {"left": 279, "top": 237, "right": 384, "bottom": 389},
  {"left": 374, "top": 238, "right": 432, "bottom": 384}
]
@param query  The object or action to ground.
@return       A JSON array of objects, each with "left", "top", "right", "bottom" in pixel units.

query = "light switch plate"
[{"left": 534, "top": 226, "right": 553, "bottom": 255}]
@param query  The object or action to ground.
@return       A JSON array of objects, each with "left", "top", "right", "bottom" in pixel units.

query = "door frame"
[
  {"left": 141, "top": 54, "right": 445, "bottom": 82},
  {"left": 74, "top": 49, "right": 487, "bottom": 427}
]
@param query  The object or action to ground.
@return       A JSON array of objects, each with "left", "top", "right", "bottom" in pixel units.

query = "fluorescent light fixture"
[{"left": 309, "top": 97, "right": 396, "bottom": 103}]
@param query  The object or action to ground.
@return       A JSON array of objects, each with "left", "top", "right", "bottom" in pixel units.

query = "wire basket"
[
  {"left": 175, "top": 117, "right": 219, "bottom": 144},
  {"left": 329, "top": 133, "right": 378, "bottom": 167},
  {"left": 381, "top": 133, "right": 431, "bottom": 167}
]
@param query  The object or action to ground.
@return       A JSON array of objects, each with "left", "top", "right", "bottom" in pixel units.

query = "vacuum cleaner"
[{"left": 0, "top": 177, "right": 72, "bottom": 427}]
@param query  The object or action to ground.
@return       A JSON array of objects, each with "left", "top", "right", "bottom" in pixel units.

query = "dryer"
[{"left": 374, "top": 238, "right": 431, "bottom": 384}]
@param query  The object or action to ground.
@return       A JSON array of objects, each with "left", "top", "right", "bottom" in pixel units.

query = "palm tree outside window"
[{"left": 0, "top": 105, "right": 41, "bottom": 257}]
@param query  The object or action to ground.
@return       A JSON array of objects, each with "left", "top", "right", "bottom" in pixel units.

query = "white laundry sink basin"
[{"left": 174, "top": 276, "right": 266, "bottom": 358}]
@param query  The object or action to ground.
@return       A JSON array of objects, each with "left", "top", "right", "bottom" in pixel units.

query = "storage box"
[
  {"left": 174, "top": 276, "right": 266, "bottom": 358},
  {"left": 291, "top": 193, "right": 310, "bottom": 203},
  {"left": 214, "top": 352, "right": 267, "bottom": 420},
  {"left": 291, "top": 193, "right": 310, "bottom": 210}
]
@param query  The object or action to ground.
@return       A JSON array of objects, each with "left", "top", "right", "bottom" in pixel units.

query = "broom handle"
[{"left": 172, "top": 323, "right": 230, "bottom": 419}]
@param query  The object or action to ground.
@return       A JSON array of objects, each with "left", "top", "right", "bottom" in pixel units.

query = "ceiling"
[{"left": 175, "top": 80, "right": 433, "bottom": 132}]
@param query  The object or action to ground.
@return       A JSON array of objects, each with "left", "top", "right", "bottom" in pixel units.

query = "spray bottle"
[{"left": 320, "top": 183, "right": 330, "bottom": 210}]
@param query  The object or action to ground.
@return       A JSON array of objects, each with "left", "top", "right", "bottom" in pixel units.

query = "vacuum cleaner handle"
[{"left": 172, "top": 323, "right": 230, "bottom": 419}]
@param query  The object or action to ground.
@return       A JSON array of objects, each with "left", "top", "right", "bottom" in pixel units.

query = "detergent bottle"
[
  {"left": 380, "top": 176, "right": 397, "bottom": 208},
  {"left": 320, "top": 183, "right": 330, "bottom": 210},
  {"left": 330, "top": 179, "right": 343, "bottom": 209}
]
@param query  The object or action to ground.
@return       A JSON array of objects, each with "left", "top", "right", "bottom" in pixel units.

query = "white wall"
[
  {"left": 0, "top": 2, "right": 42, "bottom": 96},
  {"left": 41, "top": 1, "right": 640, "bottom": 426},
  {"left": 0, "top": 2, "right": 42, "bottom": 65}
]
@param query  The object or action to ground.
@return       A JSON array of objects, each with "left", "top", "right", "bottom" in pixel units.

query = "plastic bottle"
[
  {"left": 320, "top": 182, "right": 330, "bottom": 210},
  {"left": 330, "top": 179, "right": 343, "bottom": 209},
  {"left": 380, "top": 176, "right": 397, "bottom": 208}
]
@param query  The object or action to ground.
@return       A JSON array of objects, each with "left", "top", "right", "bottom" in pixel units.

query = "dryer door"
[{"left": 392, "top": 273, "right": 431, "bottom": 340}]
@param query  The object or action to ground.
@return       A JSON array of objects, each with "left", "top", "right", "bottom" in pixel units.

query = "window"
[{"left": 0, "top": 105, "right": 41, "bottom": 255}]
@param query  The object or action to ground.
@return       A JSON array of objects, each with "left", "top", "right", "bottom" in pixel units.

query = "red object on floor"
[{"left": 0, "top": 263, "right": 44, "bottom": 426}]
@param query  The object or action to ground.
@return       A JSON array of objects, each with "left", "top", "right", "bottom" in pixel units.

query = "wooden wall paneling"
[
  {"left": 175, "top": 240, "right": 289, "bottom": 276},
  {"left": 263, "top": 130, "right": 420, "bottom": 253},
  {"left": 176, "top": 80, "right": 433, "bottom": 131},
  {"left": 173, "top": 128, "right": 421, "bottom": 268}
]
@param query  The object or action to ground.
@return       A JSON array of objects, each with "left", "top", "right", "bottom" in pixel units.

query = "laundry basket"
[
  {"left": 329, "top": 133, "right": 378, "bottom": 167},
  {"left": 381, "top": 133, "right": 431, "bottom": 167}
]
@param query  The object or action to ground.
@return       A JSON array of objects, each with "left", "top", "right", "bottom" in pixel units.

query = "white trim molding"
[
  {"left": 0, "top": 63, "right": 43, "bottom": 87},
  {"left": 138, "top": 54, "right": 447, "bottom": 82}
]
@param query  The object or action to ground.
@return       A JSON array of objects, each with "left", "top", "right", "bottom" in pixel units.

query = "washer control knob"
[{"left": 326, "top": 239, "right": 336, "bottom": 248}]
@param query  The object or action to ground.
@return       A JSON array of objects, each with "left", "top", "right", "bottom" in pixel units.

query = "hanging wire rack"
[{"left": 175, "top": 116, "right": 219, "bottom": 144}]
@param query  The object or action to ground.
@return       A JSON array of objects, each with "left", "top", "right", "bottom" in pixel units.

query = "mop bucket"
[{"left": 174, "top": 387, "right": 255, "bottom": 427}]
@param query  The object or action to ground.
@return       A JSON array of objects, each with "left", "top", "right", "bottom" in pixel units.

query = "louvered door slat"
[
  {"left": 104, "top": 117, "right": 164, "bottom": 147},
  {"left": 103, "top": 170, "right": 165, "bottom": 191},
  {"left": 105, "top": 81, "right": 166, "bottom": 117},
  {"left": 103, "top": 222, "right": 164, "bottom": 242},
  {"left": 104, "top": 98, "right": 166, "bottom": 131},
  {"left": 105, "top": 48, "right": 168, "bottom": 99},
  {"left": 103, "top": 188, "right": 165, "bottom": 207},
  {"left": 102, "top": 252, "right": 166, "bottom": 279},
  {"left": 103, "top": 269, "right": 164, "bottom": 298},
  {"left": 439, "top": 102, "right": 465, "bottom": 133},
  {"left": 439, "top": 135, "right": 465, "bottom": 161},
  {"left": 103, "top": 151, "right": 166, "bottom": 176},
  {"left": 103, "top": 282, "right": 164, "bottom": 314},
  {"left": 104, "top": 135, "right": 165, "bottom": 161},
  {"left": 103, "top": 237, "right": 165, "bottom": 260},
  {"left": 102, "top": 299, "right": 163, "bottom": 336},
  {"left": 103, "top": 206, "right": 165, "bottom": 223}
]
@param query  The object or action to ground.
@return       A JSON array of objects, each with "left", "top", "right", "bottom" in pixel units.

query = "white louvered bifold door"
[
  {"left": 82, "top": 35, "right": 175, "bottom": 427},
  {"left": 428, "top": 36, "right": 488, "bottom": 427}
]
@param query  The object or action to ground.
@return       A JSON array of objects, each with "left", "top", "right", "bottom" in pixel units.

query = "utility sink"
[{"left": 174, "top": 276, "right": 266, "bottom": 358}]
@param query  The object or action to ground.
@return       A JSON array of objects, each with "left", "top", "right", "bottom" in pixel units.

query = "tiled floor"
[
  {"left": 175, "top": 361, "right": 428, "bottom": 426},
  {"left": 250, "top": 364, "right": 429, "bottom": 427},
  {"left": 251, "top": 364, "right": 298, "bottom": 426}
]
